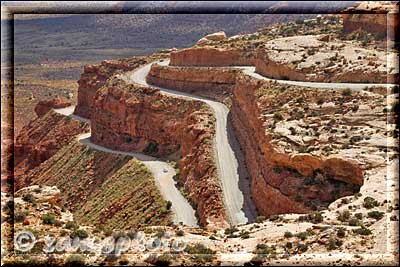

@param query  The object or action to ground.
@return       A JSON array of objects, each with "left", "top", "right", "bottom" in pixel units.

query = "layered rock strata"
[
  {"left": 147, "top": 63, "right": 239, "bottom": 101},
  {"left": 14, "top": 109, "right": 90, "bottom": 183},
  {"left": 231, "top": 74, "right": 365, "bottom": 216},
  {"left": 170, "top": 47, "right": 255, "bottom": 67},
  {"left": 89, "top": 77, "right": 228, "bottom": 228},
  {"left": 74, "top": 56, "right": 163, "bottom": 119}
]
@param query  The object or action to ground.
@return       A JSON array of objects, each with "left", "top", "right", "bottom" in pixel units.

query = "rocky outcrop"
[
  {"left": 170, "top": 47, "right": 255, "bottom": 67},
  {"left": 34, "top": 97, "right": 71, "bottom": 117},
  {"left": 196, "top": 31, "right": 227, "bottom": 46},
  {"left": 14, "top": 110, "right": 90, "bottom": 184},
  {"left": 74, "top": 56, "right": 163, "bottom": 119},
  {"left": 231, "top": 74, "right": 362, "bottom": 216},
  {"left": 147, "top": 63, "right": 239, "bottom": 101},
  {"left": 89, "top": 77, "right": 228, "bottom": 228},
  {"left": 341, "top": 2, "right": 399, "bottom": 40}
]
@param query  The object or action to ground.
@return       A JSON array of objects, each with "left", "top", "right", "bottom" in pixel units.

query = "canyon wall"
[
  {"left": 14, "top": 109, "right": 90, "bottom": 188},
  {"left": 231, "top": 74, "right": 362, "bottom": 216},
  {"left": 147, "top": 63, "right": 239, "bottom": 101},
  {"left": 89, "top": 77, "right": 228, "bottom": 228},
  {"left": 170, "top": 47, "right": 255, "bottom": 66},
  {"left": 74, "top": 57, "right": 155, "bottom": 119},
  {"left": 342, "top": 12, "right": 399, "bottom": 41}
]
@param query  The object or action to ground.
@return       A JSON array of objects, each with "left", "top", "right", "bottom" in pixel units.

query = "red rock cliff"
[
  {"left": 89, "top": 77, "right": 228, "bottom": 228},
  {"left": 231, "top": 74, "right": 363, "bottom": 216},
  {"left": 170, "top": 47, "right": 255, "bottom": 66}
]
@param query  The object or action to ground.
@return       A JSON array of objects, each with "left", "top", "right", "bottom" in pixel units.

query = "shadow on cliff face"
[{"left": 227, "top": 112, "right": 258, "bottom": 222}]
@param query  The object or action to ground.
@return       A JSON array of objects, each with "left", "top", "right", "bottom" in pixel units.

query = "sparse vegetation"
[
  {"left": 363, "top": 197, "right": 379, "bottom": 209},
  {"left": 42, "top": 212, "right": 56, "bottom": 225}
]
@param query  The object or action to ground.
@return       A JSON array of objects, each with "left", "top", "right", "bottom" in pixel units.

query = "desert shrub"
[
  {"left": 145, "top": 253, "right": 172, "bottom": 266},
  {"left": 336, "top": 227, "right": 346, "bottom": 238},
  {"left": 348, "top": 218, "right": 361, "bottom": 226},
  {"left": 184, "top": 243, "right": 216, "bottom": 263},
  {"left": 166, "top": 201, "right": 172, "bottom": 210},
  {"left": 65, "top": 254, "right": 85, "bottom": 266},
  {"left": 72, "top": 229, "right": 89, "bottom": 239},
  {"left": 296, "top": 232, "right": 308, "bottom": 241},
  {"left": 296, "top": 243, "right": 308, "bottom": 253},
  {"left": 363, "top": 197, "right": 379, "bottom": 209},
  {"left": 225, "top": 226, "right": 239, "bottom": 237},
  {"left": 42, "top": 213, "right": 56, "bottom": 225},
  {"left": 327, "top": 235, "right": 343, "bottom": 250},
  {"left": 342, "top": 88, "right": 352, "bottom": 96},
  {"left": 284, "top": 231, "right": 293, "bottom": 238},
  {"left": 367, "top": 210, "right": 385, "bottom": 220},
  {"left": 354, "top": 213, "right": 363, "bottom": 220},
  {"left": 298, "top": 211, "right": 323, "bottom": 224},
  {"left": 23, "top": 193, "right": 36, "bottom": 204},
  {"left": 65, "top": 221, "right": 78, "bottom": 230},
  {"left": 353, "top": 226, "right": 372, "bottom": 236},
  {"left": 295, "top": 193, "right": 302, "bottom": 202},
  {"left": 337, "top": 210, "right": 351, "bottom": 222}
]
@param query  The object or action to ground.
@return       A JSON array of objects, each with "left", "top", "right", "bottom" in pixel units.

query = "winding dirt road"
[
  {"left": 53, "top": 106, "right": 198, "bottom": 227},
  {"left": 129, "top": 60, "right": 258, "bottom": 225},
  {"left": 55, "top": 57, "right": 394, "bottom": 228}
]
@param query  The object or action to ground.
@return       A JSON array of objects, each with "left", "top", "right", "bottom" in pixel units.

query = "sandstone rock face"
[
  {"left": 14, "top": 110, "right": 90, "bottom": 186},
  {"left": 231, "top": 74, "right": 363, "bottom": 216},
  {"left": 204, "top": 31, "right": 227, "bottom": 41},
  {"left": 147, "top": 63, "right": 238, "bottom": 101},
  {"left": 341, "top": 2, "right": 399, "bottom": 40},
  {"left": 74, "top": 57, "right": 153, "bottom": 119},
  {"left": 34, "top": 97, "right": 71, "bottom": 117},
  {"left": 196, "top": 31, "right": 227, "bottom": 46},
  {"left": 89, "top": 77, "right": 228, "bottom": 228},
  {"left": 170, "top": 47, "right": 255, "bottom": 66}
]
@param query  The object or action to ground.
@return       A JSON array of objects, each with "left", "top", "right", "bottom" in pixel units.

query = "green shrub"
[
  {"left": 342, "top": 88, "right": 352, "bottom": 96},
  {"left": 65, "top": 254, "right": 85, "bottom": 266},
  {"left": 337, "top": 210, "right": 351, "bottom": 222},
  {"left": 336, "top": 227, "right": 346, "bottom": 238},
  {"left": 363, "top": 197, "right": 379, "bottom": 209},
  {"left": 353, "top": 226, "right": 372, "bottom": 236},
  {"left": 284, "top": 231, "right": 293, "bottom": 238},
  {"left": 297, "top": 243, "right": 308, "bottom": 253},
  {"left": 348, "top": 218, "right": 361, "bottom": 226},
  {"left": 72, "top": 229, "right": 89, "bottom": 239},
  {"left": 184, "top": 243, "right": 216, "bottom": 263},
  {"left": 42, "top": 213, "right": 56, "bottom": 225},
  {"left": 65, "top": 221, "right": 78, "bottom": 230},
  {"left": 367, "top": 210, "right": 384, "bottom": 220},
  {"left": 296, "top": 232, "right": 308, "bottom": 241},
  {"left": 23, "top": 193, "right": 36, "bottom": 204},
  {"left": 327, "top": 235, "right": 343, "bottom": 250}
]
